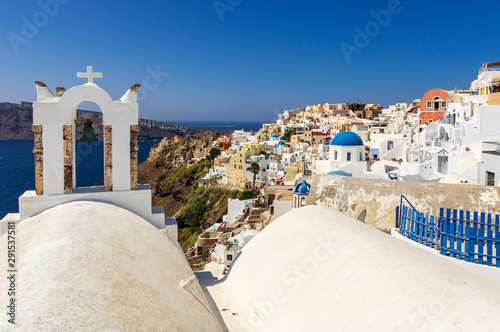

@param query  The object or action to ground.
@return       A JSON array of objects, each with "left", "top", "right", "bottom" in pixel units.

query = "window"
[
  {"left": 334, "top": 151, "right": 338, "bottom": 160},
  {"left": 347, "top": 152, "right": 351, "bottom": 161},
  {"left": 442, "top": 101, "right": 447, "bottom": 108},
  {"left": 487, "top": 172, "right": 495, "bottom": 186},
  {"left": 427, "top": 101, "right": 432, "bottom": 108}
]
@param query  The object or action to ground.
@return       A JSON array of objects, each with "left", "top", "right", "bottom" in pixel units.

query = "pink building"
[{"left": 325, "top": 103, "right": 351, "bottom": 117}]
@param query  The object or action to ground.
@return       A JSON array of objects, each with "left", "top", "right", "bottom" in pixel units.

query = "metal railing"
[{"left": 396, "top": 196, "right": 500, "bottom": 267}]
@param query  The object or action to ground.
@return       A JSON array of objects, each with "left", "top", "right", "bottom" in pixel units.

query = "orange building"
[
  {"left": 364, "top": 104, "right": 383, "bottom": 119},
  {"left": 419, "top": 88, "right": 450, "bottom": 124},
  {"left": 354, "top": 104, "right": 383, "bottom": 119}
]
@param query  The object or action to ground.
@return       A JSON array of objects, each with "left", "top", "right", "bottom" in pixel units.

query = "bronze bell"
[{"left": 79, "top": 119, "right": 98, "bottom": 145}]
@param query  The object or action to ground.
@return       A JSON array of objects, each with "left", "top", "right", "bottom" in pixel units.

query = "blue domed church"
[
  {"left": 314, "top": 131, "right": 368, "bottom": 175},
  {"left": 329, "top": 131, "right": 365, "bottom": 162}
]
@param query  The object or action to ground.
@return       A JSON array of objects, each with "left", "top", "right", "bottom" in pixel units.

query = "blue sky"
[{"left": 0, "top": 0, "right": 499, "bottom": 122}]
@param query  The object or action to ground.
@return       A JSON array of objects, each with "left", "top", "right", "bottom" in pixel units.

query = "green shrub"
[
  {"left": 178, "top": 228, "right": 201, "bottom": 252},
  {"left": 177, "top": 187, "right": 242, "bottom": 252},
  {"left": 209, "top": 189, "right": 223, "bottom": 204},
  {"left": 166, "top": 159, "right": 211, "bottom": 186},
  {"left": 184, "top": 202, "right": 207, "bottom": 228},
  {"left": 218, "top": 194, "right": 230, "bottom": 216},
  {"left": 239, "top": 190, "right": 257, "bottom": 200}
]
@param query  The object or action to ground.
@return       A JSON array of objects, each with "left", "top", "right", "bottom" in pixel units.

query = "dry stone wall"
[{"left": 307, "top": 175, "right": 500, "bottom": 230}]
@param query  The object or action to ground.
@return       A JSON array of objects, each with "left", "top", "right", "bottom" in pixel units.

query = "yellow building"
[
  {"left": 285, "top": 163, "right": 301, "bottom": 182},
  {"left": 345, "top": 120, "right": 355, "bottom": 131},
  {"left": 306, "top": 104, "right": 326, "bottom": 114},
  {"left": 332, "top": 121, "right": 347, "bottom": 133},
  {"left": 299, "top": 108, "right": 316, "bottom": 121},
  {"left": 296, "top": 111, "right": 305, "bottom": 121},
  {"left": 290, "top": 134, "right": 302, "bottom": 147},
  {"left": 225, "top": 144, "right": 262, "bottom": 188},
  {"left": 303, "top": 131, "right": 313, "bottom": 144}
]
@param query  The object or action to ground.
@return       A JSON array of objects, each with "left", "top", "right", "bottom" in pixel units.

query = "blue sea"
[
  {"left": 0, "top": 122, "right": 262, "bottom": 220},
  {"left": 0, "top": 140, "right": 160, "bottom": 220},
  {"left": 175, "top": 121, "right": 264, "bottom": 132}
]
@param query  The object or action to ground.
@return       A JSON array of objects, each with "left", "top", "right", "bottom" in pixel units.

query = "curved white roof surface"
[
  {"left": 0, "top": 201, "right": 222, "bottom": 331},
  {"left": 211, "top": 206, "right": 500, "bottom": 331}
]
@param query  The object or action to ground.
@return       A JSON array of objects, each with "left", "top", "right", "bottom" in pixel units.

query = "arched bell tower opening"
[
  {"left": 32, "top": 66, "right": 141, "bottom": 195},
  {"left": 73, "top": 101, "right": 104, "bottom": 189},
  {"left": 8, "top": 66, "right": 176, "bottom": 233}
]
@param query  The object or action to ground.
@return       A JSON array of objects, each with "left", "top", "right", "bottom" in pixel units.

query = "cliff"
[
  {"left": 138, "top": 132, "right": 221, "bottom": 219},
  {"left": 0, "top": 102, "right": 228, "bottom": 140},
  {"left": 138, "top": 132, "right": 242, "bottom": 253}
]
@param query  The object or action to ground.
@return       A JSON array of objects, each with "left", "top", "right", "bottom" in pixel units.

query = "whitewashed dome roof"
[
  {"left": 219, "top": 206, "right": 500, "bottom": 331},
  {"left": 0, "top": 201, "right": 222, "bottom": 331}
]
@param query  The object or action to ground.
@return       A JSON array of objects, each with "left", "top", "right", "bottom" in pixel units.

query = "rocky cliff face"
[
  {"left": 0, "top": 102, "right": 34, "bottom": 140},
  {"left": 138, "top": 132, "right": 221, "bottom": 218},
  {"left": 138, "top": 132, "right": 243, "bottom": 256},
  {"left": 0, "top": 102, "right": 227, "bottom": 140}
]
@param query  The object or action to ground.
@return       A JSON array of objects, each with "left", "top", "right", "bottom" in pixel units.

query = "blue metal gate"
[{"left": 396, "top": 196, "right": 500, "bottom": 267}]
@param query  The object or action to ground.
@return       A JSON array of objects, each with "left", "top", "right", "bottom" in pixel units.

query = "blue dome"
[
  {"left": 330, "top": 131, "right": 363, "bottom": 146},
  {"left": 293, "top": 180, "right": 311, "bottom": 195},
  {"left": 271, "top": 134, "right": 279, "bottom": 138},
  {"left": 327, "top": 171, "right": 352, "bottom": 177},
  {"left": 278, "top": 141, "right": 286, "bottom": 146}
]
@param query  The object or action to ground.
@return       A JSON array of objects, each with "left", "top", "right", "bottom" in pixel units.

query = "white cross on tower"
[{"left": 77, "top": 66, "right": 103, "bottom": 84}]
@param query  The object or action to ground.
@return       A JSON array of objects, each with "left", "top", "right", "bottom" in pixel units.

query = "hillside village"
[
  {"left": 206, "top": 62, "right": 500, "bottom": 189},
  {"left": 3, "top": 65, "right": 500, "bottom": 331},
  {"left": 180, "top": 61, "right": 500, "bottom": 277},
  {"left": 4, "top": 0, "right": 500, "bottom": 328}
]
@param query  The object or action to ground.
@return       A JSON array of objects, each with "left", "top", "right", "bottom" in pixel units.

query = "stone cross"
[{"left": 77, "top": 66, "right": 103, "bottom": 84}]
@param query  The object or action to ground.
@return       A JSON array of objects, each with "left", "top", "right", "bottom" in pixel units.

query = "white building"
[
  {"left": 315, "top": 131, "right": 368, "bottom": 175},
  {"left": 274, "top": 140, "right": 287, "bottom": 155},
  {"left": 232, "top": 129, "right": 257, "bottom": 146},
  {"left": 400, "top": 104, "right": 500, "bottom": 185},
  {"left": 205, "top": 166, "right": 228, "bottom": 183},
  {"left": 282, "top": 153, "right": 297, "bottom": 168},
  {"left": 295, "top": 142, "right": 310, "bottom": 154},
  {"left": 244, "top": 155, "right": 283, "bottom": 184},
  {"left": 470, "top": 61, "right": 500, "bottom": 97},
  {"left": 225, "top": 198, "right": 253, "bottom": 223},
  {"left": 370, "top": 133, "right": 407, "bottom": 161}
]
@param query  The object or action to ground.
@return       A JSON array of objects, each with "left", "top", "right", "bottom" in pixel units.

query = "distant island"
[{"left": 0, "top": 102, "right": 230, "bottom": 140}]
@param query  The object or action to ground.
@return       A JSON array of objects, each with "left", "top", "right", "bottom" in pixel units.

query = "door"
[{"left": 438, "top": 156, "right": 448, "bottom": 174}]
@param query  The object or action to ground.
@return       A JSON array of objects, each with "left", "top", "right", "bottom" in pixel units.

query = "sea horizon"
[
  {"left": 174, "top": 120, "right": 265, "bottom": 132},
  {"left": 0, "top": 120, "right": 263, "bottom": 219},
  {"left": 0, "top": 120, "right": 265, "bottom": 142}
]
